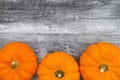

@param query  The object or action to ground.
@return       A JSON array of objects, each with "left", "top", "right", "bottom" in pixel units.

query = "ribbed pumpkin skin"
[
  {"left": 80, "top": 42, "right": 120, "bottom": 80},
  {"left": 37, "top": 51, "right": 80, "bottom": 80},
  {"left": 0, "top": 42, "right": 37, "bottom": 80}
]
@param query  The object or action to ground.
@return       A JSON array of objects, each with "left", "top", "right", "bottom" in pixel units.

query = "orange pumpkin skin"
[
  {"left": 37, "top": 51, "right": 80, "bottom": 80},
  {"left": 80, "top": 42, "right": 120, "bottom": 80},
  {"left": 0, "top": 42, "right": 38, "bottom": 80}
]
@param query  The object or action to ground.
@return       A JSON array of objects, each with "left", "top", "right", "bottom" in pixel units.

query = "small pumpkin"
[
  {"left": 37, "top": 51, "right": 80, "bottom": 80},
  {"left": 0, "top": 42, "right": 37, "bottom": 80},
  {"left": 80, "top": 42, "right": 120, "bottom": 80}
]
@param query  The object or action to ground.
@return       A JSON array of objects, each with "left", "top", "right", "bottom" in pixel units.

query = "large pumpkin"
[
  {"left": 0, "top": 42, "right": 37, "bottom": 80},
  {"left": 37, "top": 51, "right": 80, "bottom": 80},
  {"left": 80, "top": 42, "right": 120, "bottom": 80}
]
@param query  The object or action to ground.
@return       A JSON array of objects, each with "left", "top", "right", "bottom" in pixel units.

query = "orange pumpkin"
[
  {"left": 80, "top": 42, "right": 120, "bottom": 80},
  {"left": 0, "top": 42, "right": 37, "bottom": 80},
  {"left": 37, "top": 51, "right": 80, "bottom": 80}
]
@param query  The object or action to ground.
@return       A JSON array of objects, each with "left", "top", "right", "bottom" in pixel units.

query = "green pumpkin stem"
[
  {"left": 99, "top": 64, "right": 108, "bottom": 73},
  {"left": 55, "top": 70, "right": 64, "bottom": 78}
]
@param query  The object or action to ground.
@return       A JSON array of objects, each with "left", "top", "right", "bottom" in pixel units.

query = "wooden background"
[{"left": 0, "top": 0, "right": 120, "bottom": 80}]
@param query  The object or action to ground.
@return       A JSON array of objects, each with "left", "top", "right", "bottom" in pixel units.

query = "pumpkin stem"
[
  {"left": 11, "top": 61, "right": 19, "bottom": 70},
  {"left": 99, "top": 64, "right": 108, "bottom": 73},
  {"left": 55, "top": 70, "right": 64, "bottom": 78}
]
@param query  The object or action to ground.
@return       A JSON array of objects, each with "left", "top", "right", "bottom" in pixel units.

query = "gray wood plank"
[
  {"left": 0, "top": 0, "right": 120, "bottom": 23},
  {"left": 1, "top": 33, "right": 120, "bottom": 60},
  {"left": 0, "top": 19, "right": 119, "bottom": 33}
]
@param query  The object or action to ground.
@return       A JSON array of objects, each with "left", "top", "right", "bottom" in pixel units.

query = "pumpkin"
[
  {"left": 37, "top": 51, "right": 80, "bottom": 80},
  {"left": 80, "top": 42, "right": 120, "bottom": 80},
  {"left": 0, "top": 42, "right": 37, "bottom": 80}
]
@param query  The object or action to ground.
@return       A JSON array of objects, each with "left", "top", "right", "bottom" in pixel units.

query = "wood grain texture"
[{"left": 1, "top": 0, "right": 120, "bottom": 80}]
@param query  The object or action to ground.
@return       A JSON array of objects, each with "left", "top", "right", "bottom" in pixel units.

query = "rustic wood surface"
[{"left": 0, "top": 0, "right": 120, "bottom": 80}]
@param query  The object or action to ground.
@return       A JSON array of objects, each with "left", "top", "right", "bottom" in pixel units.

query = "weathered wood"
[
  {"left": 0, "top": 19, "right": 119, "bottom": 33},
  {"left": 1, "top": 33, "right": 120, "bottom": 60},
  {"left": 1, "top": 0, "right": 120, "bottom": 80},
  {"left": 0, "top": 0, "right": 120, "bottom": 23}
]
